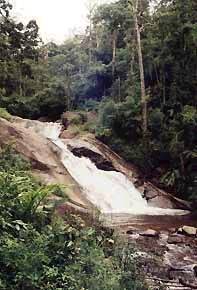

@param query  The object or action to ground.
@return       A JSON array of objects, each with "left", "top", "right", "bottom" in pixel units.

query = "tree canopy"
[{"left": 0, "top": 0, "right": 196, "bottom": 199}]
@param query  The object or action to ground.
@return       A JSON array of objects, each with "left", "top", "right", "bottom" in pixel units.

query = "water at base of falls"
[{"left": 24, "top": 120, "right": 188, "bottom": 216}]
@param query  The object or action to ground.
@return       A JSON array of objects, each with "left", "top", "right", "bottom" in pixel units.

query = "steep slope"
[
  {"left": 0, "top": 116, "right": 192, "bottom": 213},
  {"left": 0, "top": 117, "right": 91, "bottom": 208}
]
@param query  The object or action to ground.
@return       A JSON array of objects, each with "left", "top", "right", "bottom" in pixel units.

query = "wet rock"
[
  {"left": 144, "top": 182, "right": 192, "bottom": 211},
  {"left": 168, "top": 269, "right": 194, "bottom": 281},
  {"left": 178, "top": 226, "right": 197, "bottom": 236},
  {"left": 128, "top": 233, "right": 140, "bottom": 240},
  {"left": 167, "top": 234, "right": 187, "bottom": 244},
  {"left": 126, "top": 228, "right": 138, "bottom": 235},
  {"left": 69, "top": 146, "right": 118, "bottom": 172},
  {"left": 147, "top": 195, "right": 176, "bottom": 209},
  {"left": 126, "top": 229, "right": 134, "bottom": 235},
  {"left": 137, "top": 186, "right": 145, "bottom": 196},
  {"left": 0, "top": 117, "right": 90, "bottom": 208},
  {"left": 143, "top": 189, "right": 158, "bottom": 200},
  {"left": 60, "top": 130, "right": 78, "bottom": 139},
  {"left": 139, "top": 229, "right": 159, "bottom": 237},
  {"left": 169, "top": 228, "right": 177, "bottom": 233},
  {"left": 179, "top": 277, "right": 197, "bottom": 289}
]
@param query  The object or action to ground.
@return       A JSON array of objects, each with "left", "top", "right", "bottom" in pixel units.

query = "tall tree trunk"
[
  {"left": 133, "top": 0, "right": 147, "bottom": 134},
  {"left": 129, "top": 37, "right": 136, "bottom": 97},
  {"left": 112, "top": 30, "right": 117, "bottom": 79},
  {"left": 19, "top": 66, "right": 23, "bottom": 97},
  {"left": 118, "top": 76, "right": 121, "bottom": 102},
  {"left": 65, "top": 76, "right": 73, "bottom": 110},
  {"left": 87, "top": 0, "right": 97, "bottom": 64},
  {"left": 96, "top": 25, "right": 101, "bottom": 49},
  {"left": 162, "top": 66, "right": 166, "bottom": 105},
  {"left": 89, "top": 17, "right": 92, "bottom": 63}
]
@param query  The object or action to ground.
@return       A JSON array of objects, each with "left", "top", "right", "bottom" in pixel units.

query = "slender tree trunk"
[
  {"left": 65, "top": 76, "right": 72, "bottom": 110},
  {"left": 154, "top": 63, "right": 160, "bottom": 87},
  {"left": 19, "top": 66, "right": 23, "bottom": 97},
  {"left": 112, "top": 30, "right": 117, "bottom": 79},
  {"left": 96, "top": 25, "right": 100, "bottom": 49},
  {"left": 162, "top": 67, "right": 166, "bottom": 105},
  {"left": 87, "top": 0, "right": 97, "bottom": 63},
  {"left": 133, "top": 0, "right": 147, "bottom": 134},
  {"left": 118, "top": 76, "right": 121, "bottom": 102},
  {"left": 129, "top": 36, "right": 136, "bottom": 97},
  {"left": 89, "top": 17, "right": 92, "bottom": 63}
]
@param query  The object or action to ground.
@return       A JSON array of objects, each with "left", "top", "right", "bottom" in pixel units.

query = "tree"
[
  {"left": 86, "top": 0, "right": 98, "bottom": 63},
  {"left": 129, "top": 0, "right": 147, "bottom": 134}
]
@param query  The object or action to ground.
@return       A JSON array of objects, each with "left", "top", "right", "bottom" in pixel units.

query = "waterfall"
[{"left": 24, "top": 120, "right": 187, "bottom": 215}]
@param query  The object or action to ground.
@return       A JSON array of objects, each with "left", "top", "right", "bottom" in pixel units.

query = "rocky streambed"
[{"left": 105, "top": 214, "right": 197, "bottom": 290}]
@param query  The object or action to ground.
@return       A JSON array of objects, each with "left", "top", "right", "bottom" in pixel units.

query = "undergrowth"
[{"left": 0, "top": 146, "right": 147, "bottom": 290}]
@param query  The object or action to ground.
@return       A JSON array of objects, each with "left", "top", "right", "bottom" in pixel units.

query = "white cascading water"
[{"left": 24, "top": 121, "right": 187, "bottom": 215}]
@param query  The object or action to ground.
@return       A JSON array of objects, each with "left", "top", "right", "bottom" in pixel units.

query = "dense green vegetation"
[
  {"left": 0, "top": 0, "right": 196, "bottom": 200},
  {"left": 0, "top": 0, "right": 66, "bottom": 119},
  {"left": 92, "top": 0, "right": 197, "bottom": 201},
  {"left": 0, "top": 146, "right": 146, "bottom": 290},
  {"left": 0, "top": 1, "right": 196, "bottom": 287},
  {"left": 47, "top": 0, "right": 196, "bottom": 201}
]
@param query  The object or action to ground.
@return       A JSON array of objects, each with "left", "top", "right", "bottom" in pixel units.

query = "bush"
[
  {"left": 62, "top": 111, "right": 88, "bottom": 127},
  {"left": 83, "top": 121, "right": 97, "bottom": 133},
  {"left": 0, "top": 147, "right": 147, "bottom": 290},
  {"left": 97, "top": 99, "right": 117, "bottom": 131},
  {"left": 96, "top": 97, "right": 196, "bottom": 201},
  {"left": 69, "top": 112, "right": 87, "bottom": 125},
  {"left": 0, "top": 108, "right": 12, "bottom": 121}
]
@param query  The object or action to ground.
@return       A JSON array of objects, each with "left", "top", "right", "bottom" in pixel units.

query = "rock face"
[
  {"left": 60, "top": 130, "right": 78, "bottom": 139},
  {"left": 0, "top": 117, "right": 91, "bottom": 208},
  {"left": 143, "top": 182, "right": 192, "bottom": 210},
  {"left": 167, "top": 234, "right": 187, "bottom": 244},
  {"left": 66, "top": 135, "right": 192, "bottom": 211},
  {"left": 68, "top": 146, "right": 118, "bottom": 172},
  {"left": 0, "top": 116, "right": 192, "bottom": 212}
]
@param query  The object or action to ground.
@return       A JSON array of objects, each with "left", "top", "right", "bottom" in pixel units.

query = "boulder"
[
  {"left": 126, "top": 230, "right": 134, "bottom": 235},
  {"left": 139, "top": 229, "right": 159, "bottom": 237},
  {"left": 179, "top": 277, "right": 197, "bottom": 289},
  {"left": 60, "top": 130, "right": 78, "bottom": 139},
  {"left": 179, "top": 226, "right": 197, "bottom": 236},
  {"left": 144, "top": 182, "right": 192, "bottom": 210},
  {"left": 68, "top": 146, "right": 118, "bottom": 172},
  {"left": 167, "top": 234, "right": 186, "bottom": 244},
  {"left": 147, "top": 195, "right": 175, "bottom": 209}
]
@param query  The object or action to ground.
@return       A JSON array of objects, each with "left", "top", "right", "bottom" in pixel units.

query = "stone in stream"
[
  {"left": 139, "top": 229, "right": 159, "bottom": 237},
  {"left": 167, "top": 234, "right": 187, "bottom": 244},
  {"left": 178, "top": 226, "right": 197, "bottom": 236},
  {"left": 126, "top": 227, "right": 138, "bottom": 235},
  {"left": 179, "top": 277, "right": 197, "bottom": 289}
]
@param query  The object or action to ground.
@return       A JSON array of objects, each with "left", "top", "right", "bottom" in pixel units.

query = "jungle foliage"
[
  {"left": 0, "top": 146, "right": 146, "bottom": 290},
  {"left": 0, "top": 0, "right": 196, "bottom": 199}
]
